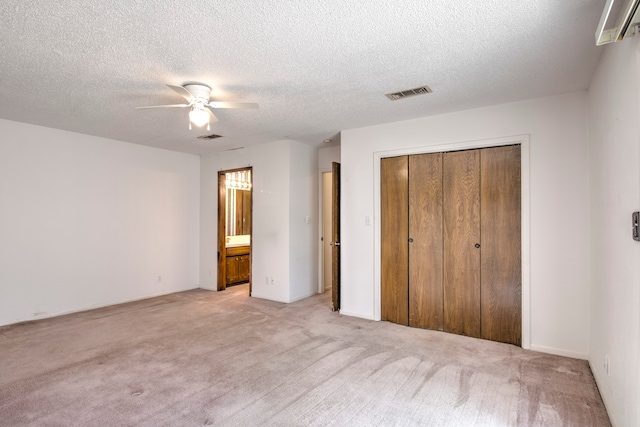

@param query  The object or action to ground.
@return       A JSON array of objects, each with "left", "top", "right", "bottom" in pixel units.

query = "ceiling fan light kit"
[
  {"left": 189, "top": 105, "right": 210, "bottom": 128},
  {"left": 136, "top": 83, "right": 258, "bottom": 132}
]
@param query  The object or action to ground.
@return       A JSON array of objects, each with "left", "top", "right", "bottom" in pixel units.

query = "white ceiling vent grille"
[
  {"left": 385, "top": 85, "right": 432, "bottom": 101},
  {"left": 197, "top": 134, "right": 223, "bottom": 140}
]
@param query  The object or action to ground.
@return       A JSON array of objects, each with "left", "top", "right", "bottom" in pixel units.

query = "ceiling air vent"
[
  {"left": 197, "top": 134, "right": 223, "bottom": 140},
  {"left": 385, "top": 85, "right": 432, "bottom": 101}
]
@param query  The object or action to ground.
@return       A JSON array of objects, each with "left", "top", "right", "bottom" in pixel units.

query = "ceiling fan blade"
[
  {"left": 167, "top": 85, "right": 194, "bottom": 101},
  {"left": 135, "top": 104, "right": 190, "bottom": 109},
  {"left": 205, "top": 106, "right": 220, "bottom": 122},
  {"left": 208, "top": 101, "right": 259, "bottom": 109}
]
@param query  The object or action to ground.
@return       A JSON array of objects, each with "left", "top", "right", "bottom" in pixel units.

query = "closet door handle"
[
  {"left": 474, "top": 243, "right": 481, "bottom": 248},
  {"left": 408, "top": 238, "right": 414, "bottom": 243}
]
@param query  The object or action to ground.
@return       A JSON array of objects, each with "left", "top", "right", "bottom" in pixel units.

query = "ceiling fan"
[{"left": 136, "top": 84, "right": 259, "bottom": 131}]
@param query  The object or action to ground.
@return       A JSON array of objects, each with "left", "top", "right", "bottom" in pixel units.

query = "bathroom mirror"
[{"left": 226, "top": 188, "right": 252, "bottom": 236}]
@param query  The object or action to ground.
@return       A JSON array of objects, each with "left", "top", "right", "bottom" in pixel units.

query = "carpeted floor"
[{"left": 0, "top": 285, "right": 611, "bottom": 426}]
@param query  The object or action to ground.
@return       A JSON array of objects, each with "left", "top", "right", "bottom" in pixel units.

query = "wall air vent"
[
  {"left": 197, "top": 134, "right": 223, "bottom": 140},
  {"left": 385, "top": 85, "right": 432, "bottom": 101}
]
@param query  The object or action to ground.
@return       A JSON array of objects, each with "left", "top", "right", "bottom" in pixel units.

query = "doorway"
[
  {"left": 318, "top": 162, "right": 341, "bottom": 312},
  {"left": 217, "top": 167, "right": 253, "bottom": 293},
  {"left": 320, "top": 171, "right": 333, "bottom": 294}
]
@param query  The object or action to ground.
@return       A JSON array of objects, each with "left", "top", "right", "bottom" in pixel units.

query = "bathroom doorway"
[{"left": 217, "top": 167, "right": 253, "bottom": 294}]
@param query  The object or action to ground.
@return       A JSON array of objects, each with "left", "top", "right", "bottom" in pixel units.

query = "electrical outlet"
[
  {"left": 269, "top": 276, "right": 275, "bottom": 285},
  {"left": 604, "top": 353, "right": 610, "bottom": 376},
  {"left": 158, "top": 275, "right": 162, "bottom": 282}
]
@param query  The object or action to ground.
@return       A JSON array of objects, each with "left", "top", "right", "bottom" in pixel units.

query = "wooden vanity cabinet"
[{"left": 226, "top": 245, "right": 250, "bottom": 285}]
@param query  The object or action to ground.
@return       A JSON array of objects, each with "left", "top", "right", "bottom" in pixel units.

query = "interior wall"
[
  {"left": 289, "top": 142, "right": 319, "bottom": 301},
  {"left": 340, "top": 92, "right": 591, "bottom": 359},
  {"left": 0, "top": 119, "right": 200, "bottom": 326},
  {"left": 200, "top": 141, "right": 290, "bottom": 301},
  {"left": 588, "top": 36, "right": 640, "bottom": 427},
  {"left": 318, "top": 145, "right": 340, "bottom": 170},
  {"left": 200, "top": 140, "right": 317, "bottom": 303}
]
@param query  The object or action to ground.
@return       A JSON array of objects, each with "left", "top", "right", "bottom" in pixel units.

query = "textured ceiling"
[{"left": 0, "top": 0, "right": 606, "bottom": 155}]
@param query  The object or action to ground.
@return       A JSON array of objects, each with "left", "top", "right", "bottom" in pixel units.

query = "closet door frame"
[{"left": 372, "top": 135, "right": 531, "bottom": 350}]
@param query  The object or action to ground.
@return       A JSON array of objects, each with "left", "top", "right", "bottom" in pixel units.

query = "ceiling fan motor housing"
[{"left": 184, "top": 84, "right": 211, "bottom": 101}]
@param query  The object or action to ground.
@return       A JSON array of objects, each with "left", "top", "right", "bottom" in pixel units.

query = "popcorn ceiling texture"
[{"left": 0, "top": 1, "right": 604, "bottom": 154}]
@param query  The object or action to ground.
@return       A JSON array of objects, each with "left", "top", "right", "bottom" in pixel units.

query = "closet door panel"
[
  {"left": 480, "top": 145, "right": 522, "bottom": 345},
  {"left": 381, "top": 156, "right": 409, "bottom": 325},
  {"left": 443, "top": 150, "right": 481, "bottom": 338},
  {"left": 409, "top": 153, "right": 444, "bottom": 330}
]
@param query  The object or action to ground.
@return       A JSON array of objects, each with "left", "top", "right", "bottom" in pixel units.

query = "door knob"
[
  {"left": 474, "top": 243, "right": 481, "bottom": 248},
  {"left": 330, "top": 242, "right": 341, "bottom": 246},
  {"left": 408, "top": 238, "right": 414, "bottom": 243}
]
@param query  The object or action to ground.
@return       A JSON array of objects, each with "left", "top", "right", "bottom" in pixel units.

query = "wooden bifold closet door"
[
  {"left": 381, "top": 156, "right": 409, "bottom": 325},
  {"left": 443, "top": 150, "right": 482, "bottom": 338},
  {"left": 381, "top": 145, "right": 521, "bottom": 346},
  {"left": 408, "top": 153, "right": 444, "bottom": 330}
]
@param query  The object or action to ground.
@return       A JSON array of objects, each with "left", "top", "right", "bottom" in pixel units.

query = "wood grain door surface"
[
  {"left": 380, "top": 145, "right": 521, "bottom": 346},
  {"left": 409, "top": 153, "right": 444, "bottom": 330},
  {"left": 238, "top": 255, "right": 251, "bottom": 283},
  {"left": 217, "top": 172, "right": 227, "bottom": 291},
  {"left": 443, "top": 150, "right": 482, "bottom": 338},
  {"left": 381, "top": 156, "right": 409, "bottom": 325},
  {"left": 331, "top": 162, "right": 341, "bottom": 312},
  {"left": 480, "top": 146, "right": 521, "bottom": 345}
]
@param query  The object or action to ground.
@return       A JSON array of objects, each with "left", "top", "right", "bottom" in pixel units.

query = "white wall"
[
  {"left": 289, "top": 142, "right": 319, "bottom": 301},
  {"left": 200, "top": 140, "right": 318, "bottom": 303},
  {"left": 340, "top": 92, "right": 591, "bottom": 359},
  {"left": 588, "top": 36, "right": 640, "bottom": 427},
  {"left": 0, "top": 119, "right": 200, "bottom": 326},
  {"left": 318, "top": 145, "right": 340, "bottom": 170}
]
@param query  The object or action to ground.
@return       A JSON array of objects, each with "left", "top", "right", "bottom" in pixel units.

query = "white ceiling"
[{"left": 0, "top": 0, "right": 606, "bottom": 155}]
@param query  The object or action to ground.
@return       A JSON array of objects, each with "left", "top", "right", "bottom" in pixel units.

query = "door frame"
[
  {"left": 331, "top": 161, "right": 341, "bottom": 312},
  {"left": 372, "top": 135, "right": 531, "bottom": 349},
  {"left": 217, "top": 166, "right": 253, "bottom": 293}
]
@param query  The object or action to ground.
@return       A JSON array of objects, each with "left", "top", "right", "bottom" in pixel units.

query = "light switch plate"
[{"left": 633, "top": 211, "right": 639, "bottom": 241}]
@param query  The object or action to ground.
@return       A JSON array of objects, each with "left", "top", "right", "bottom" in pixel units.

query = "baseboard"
[
  {"left": 288, "top": 290, "right": 318, "bottom": 303},
  {"left": 199, "top": 284, "right": 219, "bottom": 291},
  {"left": 588, "top": 359, "right": 618, "bottom": 427},
  {"left": 530, "top": 344, "right": 588, "bottom": 360},
  {"left": 0, "top": 285, "right": 200, "bottom": 327},
  {"left": 250, "top": 292, "right": 290, "bottom": 303},
  {"left": 337, "top": 309, "right": 376, "bottom": 321},
  {"left": 250, "top": 290, "right": 319, "bottom": 304}
]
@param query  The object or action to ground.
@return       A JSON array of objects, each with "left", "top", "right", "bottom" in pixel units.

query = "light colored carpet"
[{"left": 0, "top": 285, "right": 610, "bottom": 426}]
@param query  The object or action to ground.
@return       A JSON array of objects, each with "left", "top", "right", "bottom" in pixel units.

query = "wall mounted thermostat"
[{"left": 633, "top": 211, "right": 639, "bottom": 241}]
